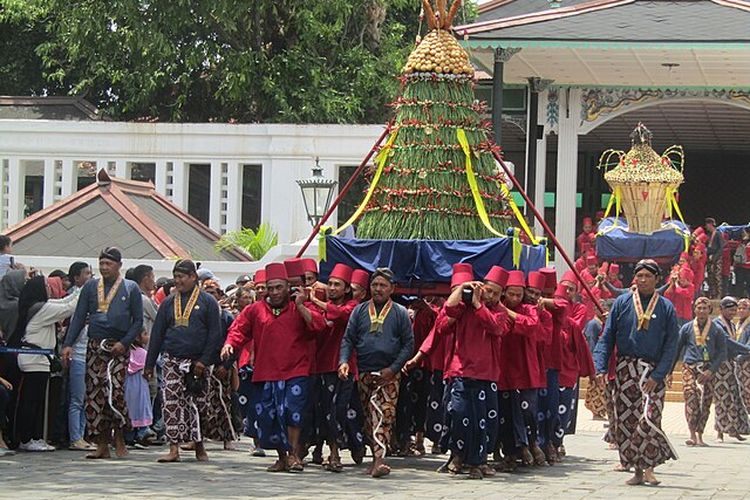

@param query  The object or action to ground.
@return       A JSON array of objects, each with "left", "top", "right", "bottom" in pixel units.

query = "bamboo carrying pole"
[{"left": 295, "top": 124, "right": 392, "bottom": 258}]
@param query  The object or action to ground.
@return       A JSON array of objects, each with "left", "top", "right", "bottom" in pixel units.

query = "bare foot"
[
  {"left": 626, "top": 471, "right": 644, "bottom": 486},
  {"left": 266, "top": 459, "right": 287, "bottom": 472},
  {"left": 195, "top": 442, "right": 208, "bottom": 462},
  {"left": 86, "top": 449, "right": 111, "bottom": 459},
  {"left": 223, "top": 440, "right": 236, "bottom": 451},
  {"left": 114, "top": 433, "right": 128, "bottom": 458},
  {"left": 157, "top": 451, "right": 181, "bottom": 463},
  {"left": 371, "top": 463, "right": 391, "bottom": 478},
  {"left": 643, "top": 469, "right": 660, "bottom": 486}
]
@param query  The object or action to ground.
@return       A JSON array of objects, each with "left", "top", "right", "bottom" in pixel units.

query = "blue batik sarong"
[
  {"left": 253, "top": 376, "right": 309, "bottom": 451},
  {"left": 440, "top": 377, "right": 498, "bottom": 466}
]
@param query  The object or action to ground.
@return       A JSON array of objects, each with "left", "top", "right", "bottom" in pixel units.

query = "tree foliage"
[
  {"left": 1, "top": 0, "right": 477, "bottom": 123},
  {"left": 215, "top": 223, "right": 278, "bottom": 261}
]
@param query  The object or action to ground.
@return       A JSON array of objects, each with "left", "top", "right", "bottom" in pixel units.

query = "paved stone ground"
[{"left": 2, "top": 400, "right": 747, "bottom": 499}]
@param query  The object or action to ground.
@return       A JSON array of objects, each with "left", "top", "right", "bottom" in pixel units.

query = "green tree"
[{"left": 2, "top": 0, "right": 476, "bottom": 123}]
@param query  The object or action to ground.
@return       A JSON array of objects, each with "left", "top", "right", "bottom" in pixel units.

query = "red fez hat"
[
  {"left": 330, "top": 263, "right": 353, "bottom": 284},
  {"left": 451, "top": 263, "right": 474, "bottom": 288},
  {"left": 265, "top": 262, "right": 288, "bottom": 282},
  {"left": 554, "top": 282, "right": 570, "bottom": 298},
  {"left": 679, "top": 266, "right": 694, "bottom": 281},
  {"left": 609, "top": 263, "right": 620, "bottom": 274},
  {"left": 484, "top": 265, "right": 509, "bottom": 288},
  {"left": 301, "top": 258, "right": 318, "bottom": 275},
  {"left": 527, "top": 271, "right": 546, "bottom": 290},
  {"left": 582, "top": 216, "right": 593, "bottom": 225},
  {"left": 698, "top": 234, "right": 708, "bottom": 244},
  {"left": 560, "top": 270, "right": 578, "bottom": 289},
  {"left": 539, "top": 267, "right": 557, "bottom": 290},
  {"left": 586, "top": 254, "right": 598, "bottom": 266},
  {"left": 351, "top": 269, "right": 370, "bottom": 289},
  {"left": 505, "top": 270, "right": 526, "bottom": 288},
  {"left": 283, "top": 258, "right": 305, "bottom": 278},
  {"left": 253, "top": 269, "right": 267, "bottom": 284}
]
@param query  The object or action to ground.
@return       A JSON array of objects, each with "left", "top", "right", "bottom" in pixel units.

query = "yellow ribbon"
[
  {"left": 499, "top": 183, "right": 538, "bottom": 245},
  {"left": 664, "top": 187, "right": 689, "bottom": 252},
  {"left": 334, "top": 129, "right": 399, "bottom": 236},
  {"left": 602, "top": 186, "right": 621, "bottom": 227},
  {"left": 456, "top": 128, "right": 504, "bottom": 238},
  {"left": 318, "top": 225, "right": 333, "bottom": 261},
  {"left": 512, "top": 227, "right": 522, "bottom": 269}
]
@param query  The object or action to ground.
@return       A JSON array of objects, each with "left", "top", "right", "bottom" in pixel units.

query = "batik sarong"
[
  {"left": 584, "top": 379, "right": 608, "bottom": 419},
  {"left": 735, "top": 356, "right": 750, "bottom": 412},
  {"left": 358, "top": 372, "right": 400, "bottom": 459},
  {"left": 204, "top": 366, "right": 237, "bottom": 442},
  {"left": 498, "top": 388, "right": 538, "bottom": 455},
  {"left": 237, "top": 365, "right": 262, "bottom": 438},
  {"left": 425, "top": 370, "right": 446, "bottom": 444},
  {"left": 395, "top": 367, "right": 429, "bottom": 447},
  {"left": 253, "top": 376, "right": 309, "bottom": 451},
  {"left": 613, "top": 356, "right": 677, "bottom": 470},
  {"left": 604, "top": 379, "right": 617, "bottom": 444},
  {"left": 714, "top": 360, "right": 750, "bottom": 435},
  {"left": 536, "top": 369, "right": 560, "bottom": 449},
  {"left": 682, "top": 362, "right": 714, "bottom": 434},
  {"left": 162, "top": 354, "right": 209, "bottom": 444},
  {"left": 556, "top": 385, "right": 576, "bottom": 446},
  {"left": 311, "top": 372, "right": 365, "bottom": 452},
  {"left": 85, "top": 338, "right": 130, "bottom": 440},
  {"left": 440, "top": 377, "right": 498, "bottom": 466}
]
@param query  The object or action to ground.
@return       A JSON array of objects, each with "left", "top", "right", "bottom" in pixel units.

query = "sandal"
[
  {"left": 467, "top": 467, "right": 483, "bottom": 480},
  {"left": 371, "top": 463, "right": 391, "bottom": 478},
  {"left": 287, "top": 457, "right": 304, "bottom": 473},
  {"left": 266, "top": 459, "right": 287, "bottom": 473},
  {"left": 325, "top": 459, "right": 344, "bottom": 473},
  {"left": 479, "top": 464, "right": 496, "bottom": 477},
  {"left": 684, "top": 439, "right": 697, "bottom": 447}
]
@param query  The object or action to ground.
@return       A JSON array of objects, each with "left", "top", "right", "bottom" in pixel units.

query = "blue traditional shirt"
[
  {"left": 677, "top": 319, "right": 726, "bottom": 372},
  {"left": 713, "top": 317, "right": 750, "bottom": 358},
  {"left": 593, "top": 291, "right": 679, "bottom": 382},
  {"left": 739, "top": 319, "right": 750, "bottom": 346},
  {"left": 146, "top": 288, "right": 223, "bottom": 368},
  {"left": 64, "top": 277, "right": 143, "bottom": 348},
  {"left": 583, "top": 318, "right": 603, "bottom": 354},
  {"left": 339, "top": 300, "right": 414, "bottom": 374}
]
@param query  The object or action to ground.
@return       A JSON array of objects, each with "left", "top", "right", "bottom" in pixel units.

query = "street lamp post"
[{"left": 296, "top": 158, "right": 338, "bottom": 227}]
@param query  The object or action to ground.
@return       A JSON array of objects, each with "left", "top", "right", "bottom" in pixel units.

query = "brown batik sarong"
[
  {"left": 735, "top": 356, "right": 750, "bottom": 412},
  {"left": 162, "top": 354, "right": 210, "bottom": 444},
  {"left": 682, "top": 362, "right": 714, "bottom": 434},
  {"left": 604, "top": 379, "right": 617, "bottom": 444},
  {"left": 713, "top": 360, "right": 750, "bottom": 435},
  {"left": 85, "top": 339, "right": 130, "bottom": 440},
  {"left": 358, "top": 372, "right": 400, "bottom": 459},
  {"left": 613, "top": 357, "right": 677, "bottom": 470},
  {"left": 204, "top": 366, "right": 237, "bottom": 442},
  {"left": 584, "top": 379, "right": 608, "bottom": 419}
]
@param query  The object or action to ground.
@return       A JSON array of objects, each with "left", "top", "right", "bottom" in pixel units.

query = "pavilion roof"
[
  {"left": 461, "top": 0, "right": 750, "bottom": 47},
  {"left": 2, "top": 170, "right": 251, "bottom": 262}
]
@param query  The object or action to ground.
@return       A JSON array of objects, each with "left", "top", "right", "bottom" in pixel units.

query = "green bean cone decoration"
[{"left": 355, "top": 0, "right": 512, "bottom": 240}]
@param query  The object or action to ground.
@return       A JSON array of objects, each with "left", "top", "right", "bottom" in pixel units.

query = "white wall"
[{"left": 0, "top": 120, "right": 385, "bottom": 243}]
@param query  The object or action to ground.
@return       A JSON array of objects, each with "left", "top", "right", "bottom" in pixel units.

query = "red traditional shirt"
[
  {"left": 314, "top": 299, "right": 359, "bottom": 374},
  {"left": 226, "top": 300, "right": 326, "bottom": 382},
  {"left": 498, "top": 303, "right": 543, "bottom": 390}
]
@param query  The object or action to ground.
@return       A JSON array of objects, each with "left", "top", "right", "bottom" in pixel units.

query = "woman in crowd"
[{"left": 13, "top": 276, "right": 80, "bottom": 451}]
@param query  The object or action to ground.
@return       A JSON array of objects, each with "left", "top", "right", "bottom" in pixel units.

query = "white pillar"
[
  {"left": 171, "top": 161, "right": 188, "bottom": 210},
  {"left": 225, "top": 162, "right": 243, "bottom": 232},
  {"left": 7, "top": 158, "right": 24, "bottom": 226},
  {"left": 208, "top": 161, "right": 223, "bottom": 232},
  {"left": 155, "top": 160, "right": 168, "bottom": 195},
  {"left": 61, "top": 159, "right": 76, "bottom": 198},
  {"left": 43, "top": 159, "right": 56, "bottom": 208},
  {"left": 534, "top": 90, "right": 549, "bottom": 236},
  {"left": 114, "top": 160, "right": 129, "bottom": 179},
  {"left": 555, "top": 88, "right": 581, "bottom": 271}
]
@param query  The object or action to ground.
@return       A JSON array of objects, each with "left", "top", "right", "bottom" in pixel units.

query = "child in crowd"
[{"left": 124, "top": 332, "right": 154, "bottom": 448}]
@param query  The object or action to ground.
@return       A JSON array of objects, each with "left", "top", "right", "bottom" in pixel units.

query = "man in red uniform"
[
  {"left": 577, "top": 217, "right": 596, "bottom": 257},
  {"left": 497, "top": 270, "right": 541, "bottom": 470},
  {"left": 306, "top": 263, "right": 364, "bottom": 471},
  {"left": 350, "top": 269, "right": 370, "bottom": 302},
  {"left": 523, "top": 271, "right": 553, "bottom": 466},
  {"left": 221, "top": 263, "right": 326, "bottom": 473},
  {"left": 665, "top": 266, "right": 695, "bottom": 326},
  {"left": 435, "top": 264, "right": 506, "bottom": 479}
]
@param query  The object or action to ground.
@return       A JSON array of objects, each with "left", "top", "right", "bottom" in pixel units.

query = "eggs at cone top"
[{"left": 402, "top": 29, "right": 474, "bottom": 76}]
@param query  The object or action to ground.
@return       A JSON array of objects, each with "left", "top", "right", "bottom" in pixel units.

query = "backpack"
[{"left": 734, "top": 242, "right": 747, "bottom": 266}]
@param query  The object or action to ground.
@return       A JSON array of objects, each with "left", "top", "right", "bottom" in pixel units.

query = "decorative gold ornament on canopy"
[{"left": 597, "top": 123, "right": 684, "bottom": 235}]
